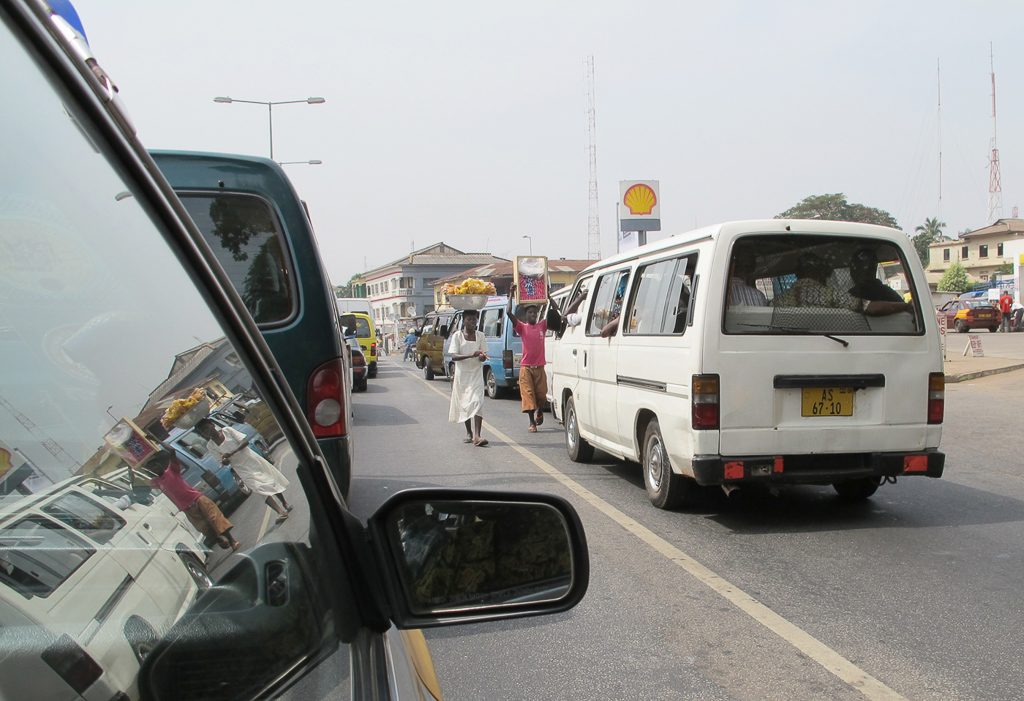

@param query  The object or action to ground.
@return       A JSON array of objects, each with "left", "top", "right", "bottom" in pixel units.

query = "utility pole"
[{"left": 585, "top": 56, "right": 601, "bottom": 260}]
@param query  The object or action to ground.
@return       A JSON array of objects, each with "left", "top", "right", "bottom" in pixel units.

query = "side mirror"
[{"left": 368, "top": 489, "right": 589, "bottom": 628}]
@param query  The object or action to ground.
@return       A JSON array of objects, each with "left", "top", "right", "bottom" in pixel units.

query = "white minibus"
[{"left": 550, "top": 219, "right": 945, "bottom": 509}]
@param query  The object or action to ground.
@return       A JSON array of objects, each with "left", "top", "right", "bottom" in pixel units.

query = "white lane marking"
[
  {"left": 256, "top": 503, "right": 274, "bottom": 542},
  {"left": 408, "top": 367, "right": 908, "bottom": 701}
]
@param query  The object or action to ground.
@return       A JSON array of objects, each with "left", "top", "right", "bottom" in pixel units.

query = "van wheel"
[
  {"left": 833, "top": 477, "right": 880, "bottom": 500},
  {"left": 178, "top": 551, "right": 214, "bottom": 590},
  {"left": 484, "top": 368, "right": 505, "bottom": 399},
  {"left": 955, "top": 320, "right": 967, "bottom": 333},
  {"left": 989, "top": 326, "right": 999, "bottom": 333},
  {"left": 354, "top": 376, "right": 368, "bottom": 391},
  {"left": 424, "top": 363, "right": 435, "bottom": 381},
  {"left": 643, "top": 419, "right": 688, "bottom": 509},
  {"left": 415, "top": 355, "right": 425, "bottom": 369},
  {"left": 565, "top": 396, "right": 594, "bottom": 462}
]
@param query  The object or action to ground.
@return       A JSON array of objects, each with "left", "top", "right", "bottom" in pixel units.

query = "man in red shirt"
[
  {"left": 146, "top": 450, "right": 241, "bottom": 550},
  {"left": 508, "top": 296, "right": 561, "bottom": 432},
  {"left": 999, "top": 289, "right": 1014, "bottom": 332}
]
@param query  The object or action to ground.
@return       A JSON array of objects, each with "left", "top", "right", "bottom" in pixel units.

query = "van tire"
[
  {"left": 955, "top": 320, "right": 967, "bottom": 333},
  {"left": 179, "top": 551, "right": 214, "bottom": 590},
  {"left": 565, "top": 396, "right": 594, "bottom": 462},
  {"left": 124, "top": 615, "right": 159, "bottom": 664},
  {"left": 424, "top": 363, "right": 435, "bottom": 381},
  {"left": 643, "top": 419, "right": 688, "bottom": 509},
  {"left": 484, "top": 368, "right": 505, "bottom": 399},
  {"left": 833, "top": 477, "right": 880, "bottom": 500}
]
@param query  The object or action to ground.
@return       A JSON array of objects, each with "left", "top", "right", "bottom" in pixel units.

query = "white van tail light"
[
  {"left": 927, "top": 373, "right": 944, "bottom": 424},
  {"left": 308, "top": 359, "right": 348, "bottom": 437},
  {"left": 692, "top": 374, "right": 720, "bottom": 430},
  {"left": 42, "top": 634, "right": 103, "bottom": 695}
]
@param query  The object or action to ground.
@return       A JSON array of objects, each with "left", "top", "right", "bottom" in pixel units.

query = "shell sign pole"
[
  {"left": 514, "top": 256, "right": 549, "bottom": 303},
  {"left": 618, "top": 180, "right": 661, "bottom": 253}
]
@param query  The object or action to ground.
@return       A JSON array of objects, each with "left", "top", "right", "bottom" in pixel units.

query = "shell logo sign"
[
  {"left": 623, "top": 183, "right": 657, "bottom": 216},
  {"left": 618, "top": 179, "right": 661, "bottom": 235}
]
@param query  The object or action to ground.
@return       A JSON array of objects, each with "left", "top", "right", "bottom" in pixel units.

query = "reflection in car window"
[
  {"left": 587, "top": 271, "right": 629, "bottom": 336},
  {"left": 624, "top": 257, "right": 694, "bottom": 335},
  {"left": 0, "top": 517, "right": 94, "bottom": 598},
  {"left": 178, "top": 194, "right": 296, "bottom": 325},
  {"left": 42, "top": 493, "right": 125, "bottom": 544}
]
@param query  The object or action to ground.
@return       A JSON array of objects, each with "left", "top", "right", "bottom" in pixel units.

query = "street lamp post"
[
  {"left": 213, "top": 96, "right": 325, "bottom": 159},
  {"left": 522, "top": 234, "right": 533, "bottom": 255},
  {"left": 278, "top": 160, "right": 323, "bottom": 166}
]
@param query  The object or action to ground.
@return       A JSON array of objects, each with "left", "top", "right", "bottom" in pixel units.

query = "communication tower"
[
  {"left": 988, "top": 43, "right": 1003, "bottom": 223},
  {"left": 585, "top": 56, "right": 601, "bottom": 260}
]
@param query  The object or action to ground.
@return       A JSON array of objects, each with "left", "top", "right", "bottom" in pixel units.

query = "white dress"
[
  {"left": 207, "top": 426, "right": 289, "bottom": 496},
  {"left": 448, "top": 330, "right": 487, "bottom": 423}
]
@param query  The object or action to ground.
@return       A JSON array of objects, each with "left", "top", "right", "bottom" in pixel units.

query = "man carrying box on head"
[{"left": 507, "top": 296, "right": 562, "bottom": 433}]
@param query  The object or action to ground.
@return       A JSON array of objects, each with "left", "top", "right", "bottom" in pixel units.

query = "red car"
[{"left": 938, "top": 299, "right": 1001, "bottom": 333}]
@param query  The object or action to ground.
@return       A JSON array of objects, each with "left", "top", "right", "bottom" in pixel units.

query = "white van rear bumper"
[{"left": 691, "top": 449, "right": 944, "bottom": 486}]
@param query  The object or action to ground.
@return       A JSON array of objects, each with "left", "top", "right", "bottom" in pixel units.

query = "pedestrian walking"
[
  {"left": 507, "top": 295, "right": 561, "bottom": 432},
  {"left": 195, "top": 418, "right": 292, "bottom": 523},
  {"left": 447, "top": 309, "right": 488, "bottom": 446},
  {"left": 403, "top": 329, "right": 418, "bottom": 361},
  {"left": 146, "top": 450, "right": 242, "bottom": 550},
  {"left": 999, "top": 289, "right": 1013, "bottom": 332}
]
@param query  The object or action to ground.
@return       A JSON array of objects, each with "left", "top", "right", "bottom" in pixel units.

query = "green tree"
[
  {"left": 937, "top": 261, "right": 971, "bottom": 293},
  {"left": 776, "top": 193, "right": 900, "bottom": 229},
  {"left": 912, "top": 217, "right": 946, "bottom": 266}
]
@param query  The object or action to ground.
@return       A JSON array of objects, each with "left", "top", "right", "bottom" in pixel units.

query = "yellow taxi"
[{"left": 340, "top": 312, "right": 379, "bottom": 377}]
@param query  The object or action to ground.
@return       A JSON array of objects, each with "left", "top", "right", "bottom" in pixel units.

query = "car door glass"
[{"left": 0, "top": 20, "right": 347, "bottom": 700}]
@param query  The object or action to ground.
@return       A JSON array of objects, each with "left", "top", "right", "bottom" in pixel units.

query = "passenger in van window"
[
  {"left": 562, "top": 289, "right": 588, "bottom": 330},
  {"left": 774, "top": 253, "right": 844, "bottom": 308},
  {"left": 727, "top": 251, "right": 768, "bottom": 307},
  {"left": 599, "top": 276, "right": 628, "bottom": 338},
  {"left": 847, "top": 248, "right": 912, "bottom": 316},
  {"left": 146, "top": 450, "right": 241, "bottom": 551},
  {"left": 447, "top": 309, "right": 489, "bottom": 446},
  {"left": 195, "top": 419, "right": 293, "bottom": 524}
]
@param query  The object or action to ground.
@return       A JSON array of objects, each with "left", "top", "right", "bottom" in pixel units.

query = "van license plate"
[{"left": 801, "top": 387, "right": 854, "bottom": 417}]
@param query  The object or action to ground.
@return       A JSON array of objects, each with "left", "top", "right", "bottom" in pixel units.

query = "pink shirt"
[
  {"left": 152, "top": 461, "right": 202, "bottom": 511},
  {"left": 514, "top": 319, "right": 547, "bottom": 366}
]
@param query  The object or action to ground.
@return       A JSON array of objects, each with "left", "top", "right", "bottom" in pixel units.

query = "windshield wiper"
[{"left": 735, "top": 323, "right": 849, "bottom": 347}]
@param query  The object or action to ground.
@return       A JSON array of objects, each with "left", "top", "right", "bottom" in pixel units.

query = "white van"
[
  {"left": 550, "top": 219, "right": 945, "bottom": 509},
  {"left": 0, "top": 475, "right": 210, "bottom": 700}
]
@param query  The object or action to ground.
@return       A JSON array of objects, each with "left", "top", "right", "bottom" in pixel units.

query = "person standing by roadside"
[
  {"left": 507, "top": 296, "right": 561, "bottom": 432},
  {"left": 146, "top": 450, "right": 242, "bottom": 550},
  {"left": 195, "top": 418, "right": 292, "bottom": 524},
  {"left": 448, "top": 309, "right": 489, "bottom": 446},
  {"left": 999, "top": 289, "right": 1013, "bottom": 332}
]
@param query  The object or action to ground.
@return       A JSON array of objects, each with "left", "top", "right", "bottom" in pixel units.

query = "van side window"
[
  {"left": 481, "top": 309, "right": 503, "bottom": 338},
  {"left": 42, "top": 493, "right": 126, "bottom": 545},
  {"left": 178, "top": 433, "right": 208, "bottom": 459},
  {"left": 0, "top": 517, "right": 94, "bottom": 598},
  {"left": 624, "top": 256, "right": 695, "bottom": 335},
  {"left": 587, "top": 271, "right": 630, "bottom": 336},
  {"left": 178, "top": 193, "right": 296, "bottom": 325}
]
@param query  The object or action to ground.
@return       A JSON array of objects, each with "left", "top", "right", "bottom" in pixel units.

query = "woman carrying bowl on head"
[{"left": 447, "top": 308, "right": 489, "bottom": 446}]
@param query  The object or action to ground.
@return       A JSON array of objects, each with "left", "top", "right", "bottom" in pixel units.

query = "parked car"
[
  {"left": 0, "top": 6, "right": 589, "bottom": 700},
  {"left": 340, "top": 311, "right": 379, "bottom": 378},
  {"left": 938, "top": 299, "right": 1001, "bottom": 332},
  {"left": 347, "top": 337, "right": 369, "bottom": 392},
  {"left": 150, "top": 150, "right": 354, "bottom": 497},
  {"left": 415, "top": 309, "right": 456, "bottom": 380}
]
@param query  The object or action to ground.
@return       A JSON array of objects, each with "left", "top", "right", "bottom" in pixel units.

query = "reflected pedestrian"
[
  {"left": 195, "top": 418, "right": 292, "bottom": 524},
  {"left": 146, "top": 450, "right": 241, "bottom": 550}
]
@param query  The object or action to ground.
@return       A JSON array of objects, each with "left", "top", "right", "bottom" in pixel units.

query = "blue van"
[
  {"left": 445, "top": 297, "right": 523, "bottom": 398},
  {"left": 150, "top": 151, "right": 353, "bottom": 496},
  {"left": 161, "top": 427, "right": 249, "bottom": 514}
]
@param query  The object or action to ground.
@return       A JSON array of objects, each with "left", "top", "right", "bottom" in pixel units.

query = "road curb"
[{"left": 945, "top": 362, "right": 1024, "bottom": 383}]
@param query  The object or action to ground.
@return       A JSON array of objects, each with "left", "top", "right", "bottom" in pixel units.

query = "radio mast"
[
  {"left": 988, "top": 43, "right": 1003, "bottom": 222},
  {"left": 585, "top": 56, "right": 601, "bottom": 260}
]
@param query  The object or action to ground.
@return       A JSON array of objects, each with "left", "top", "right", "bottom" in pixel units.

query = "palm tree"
[{"left": 912, "top": 217, "right": 947, "bottom": 266}]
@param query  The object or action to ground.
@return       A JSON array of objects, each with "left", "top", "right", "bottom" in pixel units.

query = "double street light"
[{"left": 213, "top": 96, "right": 325, "bottom": 160}]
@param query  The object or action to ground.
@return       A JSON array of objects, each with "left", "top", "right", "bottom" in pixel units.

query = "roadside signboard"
[
  {"left": 964, "top": 334, "right": 984, "bottom": 358},
  {"left": 618, "top": 180, "right": 661, "bottom": 253}
]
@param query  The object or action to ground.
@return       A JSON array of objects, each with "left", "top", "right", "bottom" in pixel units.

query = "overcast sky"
[{"left": 74, "top": 1, "right": 1023, "bottom": 284}]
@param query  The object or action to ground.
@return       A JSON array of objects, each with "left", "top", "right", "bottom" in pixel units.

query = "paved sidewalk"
[{"left": 944, "top": 353, "right": 1024, "bottom": 383}]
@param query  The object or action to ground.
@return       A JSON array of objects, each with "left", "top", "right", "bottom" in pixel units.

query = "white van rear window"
[
  {"left": 723, "top": 235, "right": 922, "bottom": 336},
  {"left": 0, "top": 517, "right": 93, "bottom": 598}
]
